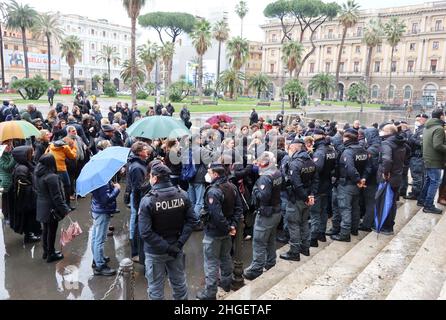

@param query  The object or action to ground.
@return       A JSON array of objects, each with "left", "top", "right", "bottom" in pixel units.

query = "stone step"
[
  {"left": 295, "top": 201, "right": 420, "bottom": 300},
  {"left": 259, "top": 234, "right": 365, "bottom": 300},
  {"left": 225, "top": 240, "right": 331, "bottom": 300},
  {"left": 337, "top": 210, "right": 441, "bottom": 300},
  {"left": 386, "top": 212, "right": 446, "bottom": 300}
]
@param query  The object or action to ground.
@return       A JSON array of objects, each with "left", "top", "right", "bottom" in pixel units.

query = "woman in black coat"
[
  {"left": 35, "top": 154, "right": 71, "bottom": 263},
  {"left": 33, "top": 130, "right": 52, "bottom": 163},
  {"left": 10, "top": 146, "right": 41, "bottom": 243}
]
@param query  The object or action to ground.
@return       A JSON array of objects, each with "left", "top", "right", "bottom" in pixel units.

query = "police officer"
[
  {"left": 280, "top": 138, "right": 318, "bottom": 261},
  {"left": 405, "top": 114, "right": 428, "bottom": 200},
  {"left": 138, "top": 162, "right": 198, "bottom": 300},
  {"left": 243, "top": 152, "right": 282, "bottom": 280},
  {"left": 309, "top": 129, "right": 336, "bottom": 247},
  {"left": 327, "top": 128, "right": 370, "bottom": 242},
  {"left": 197, "top": 164, "right": 243, "bottom": 300}
]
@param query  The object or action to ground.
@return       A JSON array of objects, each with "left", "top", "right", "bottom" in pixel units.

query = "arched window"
[
  {"left": 403, "top": 85, "right": 412, "bottom": 100},
  {"left": 389, "top": 85, "right": 395, "bottom": 99},
  {"left": 371, "top": 85, "right": 379, "bottom": 98}
]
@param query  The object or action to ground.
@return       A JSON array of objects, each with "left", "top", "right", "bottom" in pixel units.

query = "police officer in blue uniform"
[
  {"left": 328, "top": 128, "right": 370, "bottom": 242},
  {"left": 138, "top": 162, "right": 198, "bottom": 300},
  {"left": 309, "top": 129, "right": 336, "bottom": 247},
  {"left": 243, "top": 152, "right": 282, "bottom": 280},
  {"left": 281, "top": 138, "right": 318, "bottom": 261},
  {"left": 405, "top": 114, "right": 428, "bottom": 200},
  {"left": 197, "top": 164, "right": 243, "bottom": 300}
]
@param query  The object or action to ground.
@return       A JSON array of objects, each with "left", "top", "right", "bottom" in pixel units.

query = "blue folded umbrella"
[
  {"left": 374, "top": 182, "right": 394, "bottom": 233},
  {"left": 76, "top": 147, "right": 130, "bottom": 197}
]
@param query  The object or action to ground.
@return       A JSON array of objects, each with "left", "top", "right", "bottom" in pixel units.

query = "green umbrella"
[{"left": 127, "top": 116, "right": 191, "bottom": 139}]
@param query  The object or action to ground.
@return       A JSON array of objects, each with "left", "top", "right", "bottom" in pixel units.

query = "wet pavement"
[{"left": 0, "top": 188, "right": 257, "bottom": 300}]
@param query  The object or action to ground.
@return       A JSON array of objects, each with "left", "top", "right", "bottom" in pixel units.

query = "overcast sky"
[{"left": 22, "top": 0, "right": 429, "bottom": 42}]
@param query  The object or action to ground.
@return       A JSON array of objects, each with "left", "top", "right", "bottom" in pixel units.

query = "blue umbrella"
[
  {"left": 76, "top": 147, "right": 130, "bottom": 197},
  {"left": 374, "top": 182, "right": 394, "bottom": 233}
]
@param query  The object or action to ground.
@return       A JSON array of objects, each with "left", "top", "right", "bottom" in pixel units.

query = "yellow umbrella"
[{"left": 0, "top": 120, "right": 41, "bottom": 142}]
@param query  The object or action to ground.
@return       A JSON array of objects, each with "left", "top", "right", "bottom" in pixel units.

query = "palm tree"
[
  {"left": 138, "top": 41, "right": 158, "bottom": 83},
  {"left": 32, "top": 12, "right": 64, "bottom": 81},
  {"left": 248, "top": 73, "right": 271, "bottom": 99},
  {"left": 335, "top": 0, "right": 360, "bottom": 100},
  {"left": 120, "top": 59, "right": 146, "bottom": 87},
  {"left": 159, "top": 42, "right": 175, "bottom": 89},
  {"left": 191, "top": 19, "right": 212, "bottom": 97},
  {"left": 309, "top": 73, "right": 336, "bottom": 100},
  {"left": 60, "top": 35, "right": 82, "bottom": 91},
  {"left": 226, "top": 37, "right": 249, "bottom": 72},
  {"left": 122, "top": 0, "right": 147, "bottom": 106},
  {"left": 213, "top": 19, "right": 230, "bottom": 93},
  {"left": 235, "top": 0, "right": 249, "bottom": 38},
  {"left": 363, "top": 19, "right": 384, "bottom": 95},
  {"left": 97, "top": 45, "right": 120, "bottom": 83},
  {"left": 384, "top": 17, "right": 406, "bottom": 102},
  {"left": 6, "top": 0, "right": 38, "bottom": 78},
  {"left": 281, "top": 41, "right": 304, "bottom": 78},
  {"left": 218, "top": 68, "right": 245, "bottom": 99},
  {"left": 0, "top": 3, "right": 8, "bottom": 89}
]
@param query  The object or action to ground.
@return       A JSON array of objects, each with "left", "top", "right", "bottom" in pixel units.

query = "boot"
[
  {"left": 438, "top": 185, "right": 446, "bottom": 206},
  {"left": 310, "top": 239, "right": 319, "bottom": 248},
  {"left": 330, "top": 234, "right": 351, "bottom": 242},
  {"left": 279, "top": 251, "right": 300, "bottom": 261}
]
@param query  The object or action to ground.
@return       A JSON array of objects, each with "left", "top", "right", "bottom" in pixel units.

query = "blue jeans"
[
  {"left": 286, "top": 200, "right": 310, "bottom": 254},
  {"left": 335, "top": 184, "right": 360, "bottom": 236},
  {"left": 130, "top": 193, "right": 138, "bottom": 257},
  {"left": 309, "top": 194, "right": 328, "bottom": 239},
  {"left": 188, "top": 183, "right": 205, "bottom": 219},
  {"left": 202, "top": 235, "right": 233, "bottom": 298},
  {"left": 419, "top": 168, "right": 442, "bottom": 208},
  {"left": 245, "top": 213, "right": 281, "bottom": 276},
  {"left": 144, "top": 252, "right": 188, "bottom": 300},
  {"left": 91, "top": 212, "right": 111, "bottom": 269}
]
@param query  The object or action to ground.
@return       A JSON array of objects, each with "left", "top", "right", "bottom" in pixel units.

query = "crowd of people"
[{"left": 0, "top": 91, "right": 445, "bottom": 300}]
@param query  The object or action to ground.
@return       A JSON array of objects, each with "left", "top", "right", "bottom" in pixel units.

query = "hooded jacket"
[
  {"left": 0, "top": 151, "right": 16, "bottom": 190},
  {"left": 377, "top": 134, "right": 408, "bottom": 188},
  {"left": 35, "top": 154, "right": 70, "bottom": 223},
  {"left": 422, "top": 118, "right": 446, "bottom": 168},
  {"left": 128, "top": 154, "right": 148, "bottom": 212},
  {"left": 46, "top": 140, "right": 77, "bottom": 172}
]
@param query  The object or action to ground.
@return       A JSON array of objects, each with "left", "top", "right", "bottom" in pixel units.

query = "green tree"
[
  {"left": 309, "top": 73, "right": 335, "bottom": 100},
  {"left": 11, "top": 74, "right": 49, "bottom": 100},
  {"left": 145, "top": 82, "right": 156, "bottom": 95},
  {"left": 264, "top": 0, "right": 294, "bottom": 43},
  {"left": 248, "top": 73, "right": 271, "bottom": 99},
  {"left": 213, "top": 19, "right": 230, "bottom": 92},
  {"left": 60, "top": 35, "right": 82, "bottom": 91},
  {"left": 226, "top": 37, "right": 249, "bottom": 72},
  {"left": 283, "top": 79, "right": 306, "bottom": 109},
  {"left": 104, "top": 81, "right": 117, "bottom": 97},
  {"left": 138, "top": 41, "right": 158, "bottom": 83},
  {"left": 363, "top": 19, "right": 384, "bottom": 94},
  {"left": 92, "top": 75, "right": 102, "bottom": 90},
  {"left": 191, "top": 19, "right": 212, "bottom": 97},
  {"left": 159, "top": 42, "right": 175, "bottom": 90},
  {"left": 50, "top": 79, "right": 62, "bottom": 93},
  {"left": 32, "top": 12, "right": 64, "bottom": 82},
  {"left": 120, "top": 59, "right": 146, "bottom": 87},
  {"left": 97, "top": 45, "right": 120, "bottom": 83},
  {"left": 6, "top": 0, "right": 38, "bottom": 78},
  {"left": 235, "top": 1, "right": 249, "bottom": 38},
  {"left": 218, "top": 69, "right": 245, "bottom": 99},
  {"left": 335, "top": 0, "right": 360, "bottom": 100},
  {"left": 122, "top": 0, "right": 147, "bottom": 106},
  {"left": 384, "top": 17, "right": 406, "bottom": 102},
  {"left": 282, "top": 41, "right": 304, "bottom": 78},
  {"left": 168, "top": 79, "right": 194, "bottom": 102},
  {"left": 347, "top": 82, "right": 368, "bottom": 102}
]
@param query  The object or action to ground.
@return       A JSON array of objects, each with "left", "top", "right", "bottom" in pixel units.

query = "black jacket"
[
  {"left": 286, "top": 150, "right": 319, "bottom": 202},
  {"left": 377, "top": 134, "right": 408, "bottom": 189},
  {"left": 364, "top": 128, "right": 381, "bottom": 185},
  {"left": 408, "top": 124, "right": 424, "bottom": 157},
  {"left": 312, "top": 139, "right": 337, "bottom": 194},
  {"left": 128, "top": 154, "right": 148, "bottom": 212},
  {"left": 35, "top": 154, "right": 70, "bottom": 223},
  {"left": 34, "top": 141, "right": 49, "bottom": 163},
  {"left": 338, "top": 140, "right": 370, "bottom": 184},
  {"left": 249, "top": 111, "right": 259, "bottom": 125}
]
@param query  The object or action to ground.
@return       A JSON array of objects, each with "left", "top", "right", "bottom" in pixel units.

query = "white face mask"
[
  {"left": 415, "top": 121, "right": 421, "bottom": 127},
  {"left": 205, "top": 173, "right": 213, "bottom": 184}
]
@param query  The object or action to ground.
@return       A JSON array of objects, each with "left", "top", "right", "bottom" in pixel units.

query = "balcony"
[
  {"left": 408, "top": 29, "right": 421, "bottom": 35},
  {"left": 431, "top": 26, "right": 445, "bottom": 32}
]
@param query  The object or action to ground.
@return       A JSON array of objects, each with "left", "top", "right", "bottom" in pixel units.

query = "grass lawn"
[{"left": 320, "top": 100, "right": 381, "bottom": 109}]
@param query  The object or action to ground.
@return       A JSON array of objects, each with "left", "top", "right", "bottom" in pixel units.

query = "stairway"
[{"left": 224, "top": 200, "right": 446, "bottom": 300}]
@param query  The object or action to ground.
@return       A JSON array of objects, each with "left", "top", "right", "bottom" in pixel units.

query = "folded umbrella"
[
  {"left": 76, "top": 146, "right": 130, "bottom": 197},
  {"left": 60, "top": 216, "right": 83, "bottom": 247},
  {"left": 127, "top": 116, "right": 191, "bottom": 140},
  {"left": 374, "top": 182, "right": 394, "bottom": 234}
]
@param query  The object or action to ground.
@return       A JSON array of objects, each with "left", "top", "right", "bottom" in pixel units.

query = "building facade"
[
  {"left": 261, "top": 1, "right": 446, "bottom": 104},
  {"left": 59, "top": 14, "right": 132, "bottom": 91},
  {"left": 244, "top": 41, "right": 263, "bottom": 96},
  {"left": 1, "top": 26, "right": 62, "bottom": 86}
]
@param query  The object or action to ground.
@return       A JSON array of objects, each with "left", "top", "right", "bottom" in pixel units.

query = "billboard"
[
  {"left": 4, "top": 50, "right": 61, "bottom": 71},
  {"left": 185, "top": 59, "right": 217, "bottom": 85}
]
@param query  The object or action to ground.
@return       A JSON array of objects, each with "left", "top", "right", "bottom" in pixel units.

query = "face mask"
[
  {"left": 205, "top": 173, "right": 213, "bottom": 184},
  {"left": 415, "top": 121, "right": 421, "bottom": 127}
]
